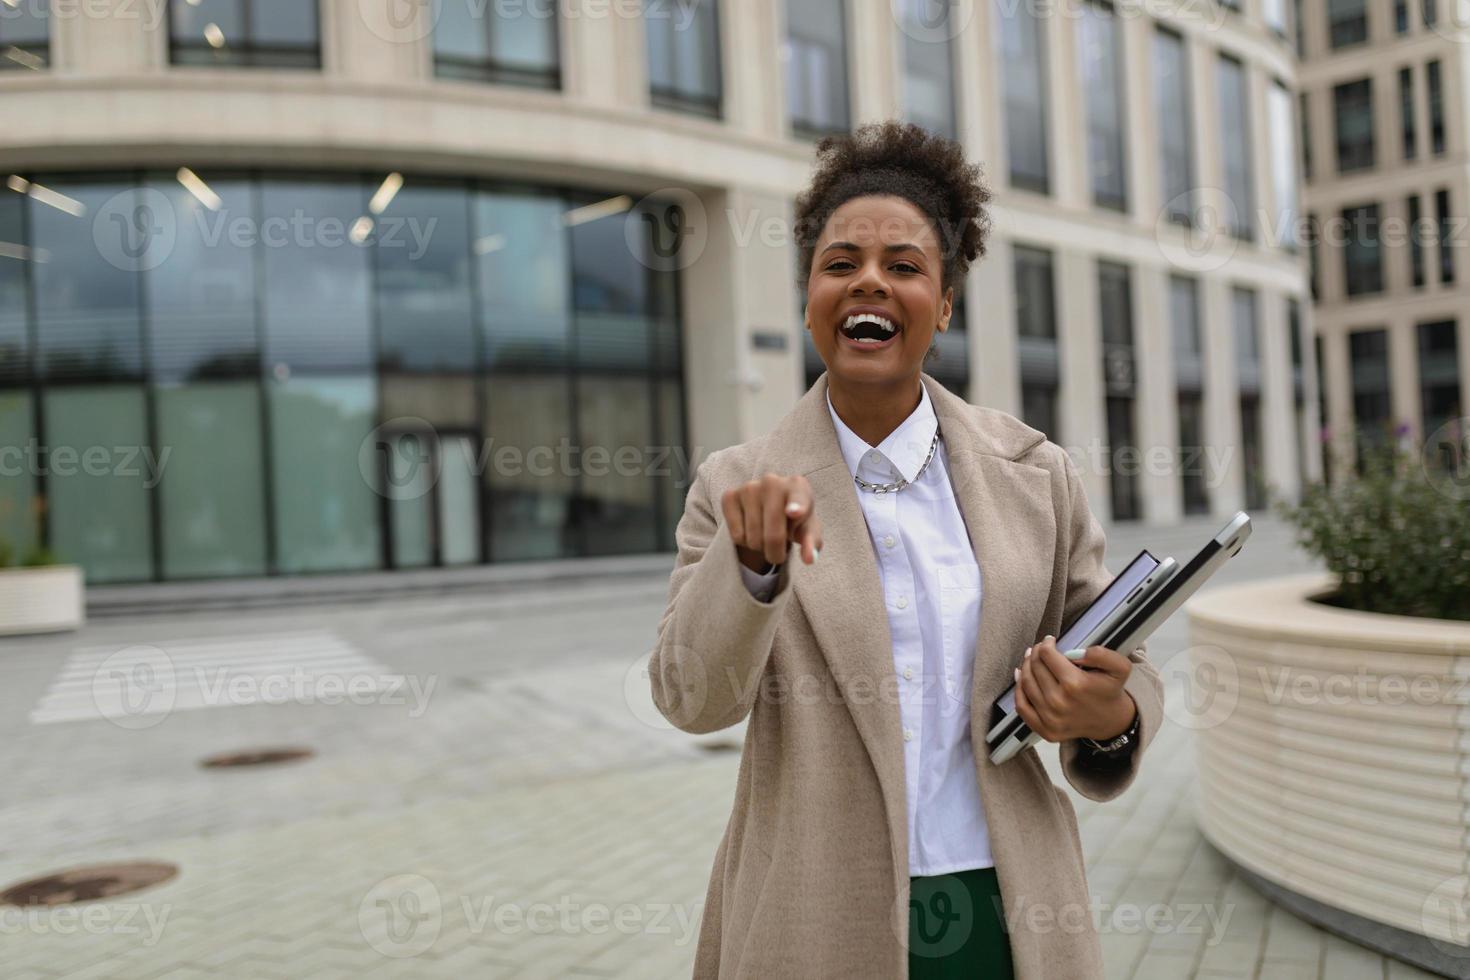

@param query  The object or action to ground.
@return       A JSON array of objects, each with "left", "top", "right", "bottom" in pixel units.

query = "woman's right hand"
[{"left": 721, "top": 473, "right": 823, "bottom": 572}]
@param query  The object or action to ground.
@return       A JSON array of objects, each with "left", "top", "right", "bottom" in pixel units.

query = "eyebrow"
[{"left": 819, "top": 241, "right": 925, "bottom": 257}]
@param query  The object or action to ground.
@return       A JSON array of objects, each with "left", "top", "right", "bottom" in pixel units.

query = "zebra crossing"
[{"left": 28, "top": 629, "right": 406, "bottom": 727}]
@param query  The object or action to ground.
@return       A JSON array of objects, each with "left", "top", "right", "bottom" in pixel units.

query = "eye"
[{"left": 893, "top": 261, "right": 920, "bottom": 273}]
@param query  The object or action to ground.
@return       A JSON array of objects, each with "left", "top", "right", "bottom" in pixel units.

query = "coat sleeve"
[
  {"left": 647, "top": 452, "right": 796, "bottom": 734},
  {"left": 1052, "top": 448, "right": 1166, "bottom": 802}
]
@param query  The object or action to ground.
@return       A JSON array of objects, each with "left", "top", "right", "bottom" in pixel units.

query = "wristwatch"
[{"left": 1081, "top": 706, "right": 1139, "bottom": 757}]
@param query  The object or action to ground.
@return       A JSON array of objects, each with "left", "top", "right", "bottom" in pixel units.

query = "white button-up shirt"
[{"left": 739, "top": 384, "right": 992, "bottom": 877}]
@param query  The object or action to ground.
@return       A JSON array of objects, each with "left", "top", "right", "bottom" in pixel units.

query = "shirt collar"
[{"left": 826, "top": 383, "right": 939, "bottom": 486}]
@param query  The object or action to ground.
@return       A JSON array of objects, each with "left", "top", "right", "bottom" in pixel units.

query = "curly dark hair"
[{"left": 792, "top": 119, "right": 993, "bottom": 300}]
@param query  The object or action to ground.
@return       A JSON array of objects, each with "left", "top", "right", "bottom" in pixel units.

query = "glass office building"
[{"left": 0, "top": 173, "right": 687, "bottom": 582}]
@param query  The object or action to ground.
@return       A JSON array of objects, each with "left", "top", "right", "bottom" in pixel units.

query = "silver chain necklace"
[{"left": 852, "top": 428, "right": 941, "bottom": 494}]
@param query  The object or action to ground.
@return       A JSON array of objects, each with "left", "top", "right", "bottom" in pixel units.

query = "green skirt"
[{"left": 907, "top": 866, "right": 1015, "bottom": 979}]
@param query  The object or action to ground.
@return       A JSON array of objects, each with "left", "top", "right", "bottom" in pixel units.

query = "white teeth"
[{"left": 842, "top": 314, "right": 897, "bottom": 334}]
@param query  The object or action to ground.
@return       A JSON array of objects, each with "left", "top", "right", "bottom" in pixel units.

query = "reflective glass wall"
[{"left": 0, "top": 172, "right": 687, "bottom": 582}]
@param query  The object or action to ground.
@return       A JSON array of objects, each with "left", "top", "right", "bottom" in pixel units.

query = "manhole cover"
[
  {"left": 1, "top": 862, "right": 178, "bottom": 906},
  {"left": 200, "top": 747, "right": 314, "bottom": 769}
]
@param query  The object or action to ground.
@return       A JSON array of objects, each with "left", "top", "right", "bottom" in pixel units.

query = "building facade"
[
  {"left": 1296, "top": 0, "right": 1469, "bottom": 478},
  {"left": 0, "top": 0, "right": 1312, "bottom": 584}
]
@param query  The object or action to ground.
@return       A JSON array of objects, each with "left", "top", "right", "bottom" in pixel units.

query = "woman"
[{"left": 648, "top": 120, "right": 1163, "bottom": 979}]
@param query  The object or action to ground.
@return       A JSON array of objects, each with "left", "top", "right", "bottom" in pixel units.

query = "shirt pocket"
[{"left": 935, "top": 562, "right": 982, "bottom": 706}]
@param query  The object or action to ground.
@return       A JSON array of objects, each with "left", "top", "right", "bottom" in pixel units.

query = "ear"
[{"left": 936, "top": 285, "right": 955, "bottom": 333}]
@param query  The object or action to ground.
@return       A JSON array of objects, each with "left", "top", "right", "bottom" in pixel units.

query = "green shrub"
[
  {"left": 1278, "top": 442, "right": 1470, "bottom": 621},
  {"left": 0, "top": 539, "right": 11, "bottom": 569},
  {"left": 20, "top": 546, "right": 57, "bottom": 568}
]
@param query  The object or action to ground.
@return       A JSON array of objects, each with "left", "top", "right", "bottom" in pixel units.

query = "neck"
[{"left": 827, "top": 374, "right": 923, "bottom": 447}]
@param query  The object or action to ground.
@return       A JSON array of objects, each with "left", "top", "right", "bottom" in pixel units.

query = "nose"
[{"left": 848, "top": 255, "right": 890, "bottom": 296}]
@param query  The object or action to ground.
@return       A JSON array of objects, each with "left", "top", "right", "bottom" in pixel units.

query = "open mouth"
[{"left": 838, "top": 313, "right": 900, "bottom": 347}]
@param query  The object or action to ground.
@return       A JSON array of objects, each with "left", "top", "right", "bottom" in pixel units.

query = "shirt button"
[
  {"left": 903, "top": 728, "right": 914, "bottom": 742},
  {"left": 896, "top": 596, "right": 908, "bottom": 609},
  {"left": 903, "top": 666, "right": 914, "bottom": 680},
  {"left": 883, "top": 535, "right": 896, "bottom": 548},
  {"left": 869, "top": 451, "right": 882, "bottom": 463}
]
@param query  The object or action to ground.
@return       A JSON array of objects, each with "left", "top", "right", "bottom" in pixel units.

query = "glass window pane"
[
  {"left": 490, "top": 1, "right": 558, "bottom": 70},
  {"left": 434, "top": 0, "right": 488, "bottom": 60},
  {"left": 374, "top": 182, "right": 476, "bottom": 372},
  {"left": 570, "top": 196, "right": 651, "bottom": 371},
  {"left": 1078, "top": 1, "right": 1126, "bottom": 210},
  {"left": 156, "top": 381, "right": 268, "bottom": 578},
  {"left": 30, "top": 178, "right": 144, "bottom": 381},
  {"left": 1169, "top": 274, "right": 1201, "bottom": 362},
  {"left": 1013, "top": 246, "right": 1056, "bottom": 340},
  {"left": 0, "top": 393, "right": 37, "bottom": 559},
  {"left": 44, "top": 385, "right": 154, "bottom": 583},
  {"left": 171, "top": 0, "right": 244, "bottom": 44},
  {"left": 146, "top": 174, "right": 259, "bottom": 381},
  {"left": 1418, "top": 320, "right": 1460, "bottom": 457},
  {"left": 0, "top": 192, "right": 27, "bottom": 383},
  {"left": 0, "top": 0, "right": 50, "bottom": 66},
  {"left": 250, "top": 0, "right": 318, "bottom": 45},
  {"left": 1333, "top": 77, "right": 1375, "bottom": 172},
  {"left": 484, "top": 373, "right": 574, "bottom": 561},
  {"left": 388, "top": 431, "right": 434, "bottom": 569},
  {"left": 1341, "top": 202, "right": 1383, "bottom": 296},
  {"left": 995, "top": 0, "right": 1050, "bottom": 191},
  {"left": 475, "top": 190, "right": 571, "bottom": 369},
  {"left": 785, "top": 0, "right": 849, "bottom": 134},
  {"left": 269, "top": 376, "right": 382, "bottom": 573},
  {"left": 1154, "top": 29, "right": 1193, "bottom": 224},
  {"left": 577, "top": 375, "right": 657, "bottom": 556},
  {"left": 260, "top": 179, "right": 373, "bottom": 373},
  {"left": 900, "top": 0, "right": 957, "bottom": 138},
  {"left": 1327, "top": 0, "right": 1367, "bottom": 47},
  {"left": 1349, "top": 328, "right": 1391, "bottom": 461},
  {"left": 1400, "top": 67, "right": 1417, "bottom": 160},
  {"left": 1217, "top": 57, "right": 1254, "bottom": 240},
  {"left": 1268, "top": 82, "right": 1299, "bottom": 248},
  {"left": 437, "top": 434, "right": 480, "bottom": 566}
]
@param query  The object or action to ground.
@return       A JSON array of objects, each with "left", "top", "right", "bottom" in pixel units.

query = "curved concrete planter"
[
  {"left": 0, "top": 565, "right": 84, "bottom": 636},
  {"left": 1187, "top": 574, "right": 1470, "bottom": 976}
]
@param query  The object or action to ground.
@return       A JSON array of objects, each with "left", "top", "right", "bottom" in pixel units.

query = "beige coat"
[{"left": 649, "top": 372, "right": 1164, "bottom": 979}]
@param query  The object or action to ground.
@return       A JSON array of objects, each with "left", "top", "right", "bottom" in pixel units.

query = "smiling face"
[{"left": 804, "top": 194, "right": 953, "bottom": 391}]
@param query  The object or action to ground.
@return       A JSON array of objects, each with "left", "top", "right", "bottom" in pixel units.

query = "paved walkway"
[{"left": 0, "top": 517, "right": 1447, "bottom": 978}]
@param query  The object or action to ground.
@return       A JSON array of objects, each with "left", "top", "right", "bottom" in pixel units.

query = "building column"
[
  {"left": 723, "top": 0, "right": 785, "bottom": 140},
  {"left": 1389, "top": 318, "right": 1421, "bottom": 440},
  {"left": 1044, "top": 0, "right": 1088, "bottom": 210},
  {"left": 968, "top": 238, "right": 1019, "bottom": 414},
  {"left": 1120, "top": 7, "right": 1158, "bottom": 232},
  {"left": 50, "top": 0, "right": 162, "bottom": 74},
  {"left": 846, "top": 0, "right": 901, "bottom": 124},
  {"left": 679, "top": 186, "right": 802, "bottom": 458},
  {"left": 959, "top": 0, "right": 999, "bottom": 168},
  {"left": 1258, "top": 289, "right": 1300, "bottom": 503},
  {"left": 1321, "top": 328, "right": 1354, "bottom": 480},
  {"left": 1056, "top": 250, "right": 1109, "bottom": 515},
  {"left": 1201, "top": 277, "right": 1245, "bottom": 514},
  {"left": 1134, "top": 266, "right": 1183, "bottom": 524},
  {"left": 328, "top": 0, "right": 431, "bottom": 82},
  {"left": 562, "top": 0, "right": 647, "bottom": 109}
]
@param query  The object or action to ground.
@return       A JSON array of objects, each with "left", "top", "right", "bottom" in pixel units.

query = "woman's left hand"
[{"left": 1013, "top": 635, "right": 1138, "bottom": 743}]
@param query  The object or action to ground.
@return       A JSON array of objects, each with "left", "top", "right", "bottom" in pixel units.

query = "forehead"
[{"left": 817, "top": 194, "right": 940, "bottom": 250}]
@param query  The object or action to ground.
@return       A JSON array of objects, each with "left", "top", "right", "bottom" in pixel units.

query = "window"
[
  {"left": 1098, "top": 262, "right": 1138, "bottom": 521},
  {"left": 784, "top": 0, "right": 850, "bottom": 138},
  {"left": 1300, "top": 91, "right": 1313, "bottom": 182},
  {"left": 1014, "top": 246, "right": 1057, "bottom": 340},
  {"left": 647, "top": 0, "right": 722, "bottom": 117},
  {"left": 1294, "top": 0, "right": 1307, "bottom": 55},
  {"left": 1269, "top": 81, "right": 1299, "bottom": 249},
  {"left": 0, "top": 188, "right": 28, "bottom": 384},
  {"left": 1233, "top": 287, "right": 1265, "bottom": 509},
  {"left": 1409, "top": 194, "right": 1426, "bottom": 287},
  {"left": 1170, "top": 274, "right": 1202, "bottom": 362},
  {"left": 1233, "top": 286, "right": 1259, "bottom": 383},
  {"left": 373, "top": 182, "right": 477, "bottom": 372},
  {"left": 1265, "top": 0, "right": 1289, "bottom": 35},
  {"left": 1395, "top": 0, "right": 1409, "bottom": 33},
  {"left": 1418, "top": 320, "right": 1460, "bottom": 457},
  {"left": 1327, "top": 0, "right": 1368, "bottom": 47},
  {"left": 170, "top": 0, "right": 320, "bottom": 68},
  {"left": 475, "top": 191, "right": 572, "bottom": 370},
  {"left": 995, "top": 0, "right": 1051, "bottom": 193},
  {"left": 0, "top": 0, "right": 48, "bottom": 70},
  {"left": 1400, "top": 67, "right": 1418, "bottom": 161},
  {"left": 899, "top": 0, "right": 959, "bottom": 139},
  {"left": 1078, "top": 0, "right": 1127, "bottom": 210},
  {"left": 1307, "top": 210, "right": 1321, "bottom": 299},
  {"left": 1348, "top": 328, "right": 1392, "bottom": 467},
  {"left": 1218, "top": 56, "right": 1254, "bottom": 241},
  {"left": 1333, "top": 78, "right": 1375, "bottom": 172},
  {"left": 1428, "top": 60, "right": 1445, "bottom": 155},
  {"left": 1168, "top": 276, "right": 1208, "bottom": 513},
  {"left": 1436, "top": 188, "right": 1455, "bottom": 284},
  {"left": 434, "top": 0, "right": 560, "bottom": 87},
  {"left": 1341, "top": 203, "right": 1384, "bottom": 296},
  {"left": 1177, "top": 393, "right": 1209, "bottom": 514},
  {"left": 1155, "top": 29, "right": 1193, "bottom": 225},
  {"left": 1424, "top": 0, "right": 1439, "bottom": 26}
]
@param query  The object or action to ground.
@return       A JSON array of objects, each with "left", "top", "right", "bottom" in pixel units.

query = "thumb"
[{"left": 1074, "top": 646, "right": 1131, "bottom": 680}]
